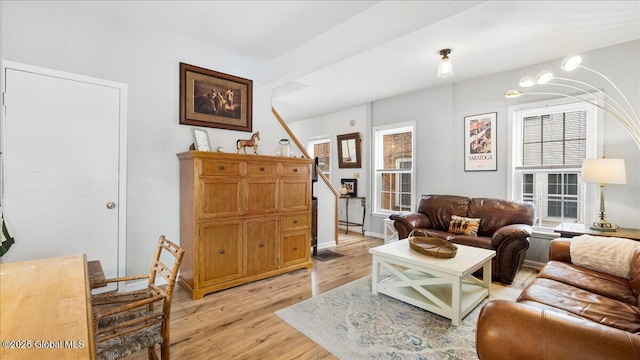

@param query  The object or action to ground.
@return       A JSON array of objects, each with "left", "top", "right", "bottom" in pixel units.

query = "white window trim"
[
  {"left": 394, "top": 158, "right": 412, "bottom": 211},
  {"left": 521, "top": 170, "right": 585, "bottom": 227},
  {"left": 372, "top": 122, "right": 415, "bottom": 216},
  {"left": 507, "top": 95, "right": 603, "bottom": 232}
]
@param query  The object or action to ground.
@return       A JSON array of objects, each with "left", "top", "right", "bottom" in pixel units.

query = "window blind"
[{"left": 522, "top": 110, "right": 587, "bottom": 167}]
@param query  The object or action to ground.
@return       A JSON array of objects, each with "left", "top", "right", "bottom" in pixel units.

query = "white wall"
[
  {"left": 369, "top": 41, "right": 639, "bottom": 226},
  {"left": 289, "top": 104, "right": 370, "bottom": 244},
  {"left": 492, "top": 41, "right": 639, "bottom": 228},
  {"left": 292, "top": 41, "right": 640, "bottom": 264},
  {"left": 1, "top": 1, "right": 294, "bottom": 275},
  {"left": 370, "top": 84, "right": 456, "bottom": 235},
  {"left": 4, "top": 1, "right": 637, "bottom": 269}
]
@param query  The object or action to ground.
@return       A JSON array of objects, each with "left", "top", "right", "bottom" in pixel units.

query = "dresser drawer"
[
  {"left": 281, "top": 213, "right": 309, "bottom": 231},
  {"left": 200, "top": 159, "right": 242, "bottom": 176},
  {"left": 282, "top": 164, "right": 310, "bottom": 176},
  {"left": 246, "top": 162, "right": 278, "bottom": 176}
]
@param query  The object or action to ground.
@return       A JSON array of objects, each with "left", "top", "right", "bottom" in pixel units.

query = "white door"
[{"left": 1, "top": 61, "right": 126, "bottom": 286}]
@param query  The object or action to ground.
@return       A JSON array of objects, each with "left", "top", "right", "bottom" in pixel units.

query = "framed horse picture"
[{"left": 179, "top": 62, "right": 253, "bottom": 132}]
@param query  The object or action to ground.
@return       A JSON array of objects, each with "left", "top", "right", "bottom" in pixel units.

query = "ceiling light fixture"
[
  {"left": 534, "top": 70, "right": 554, "bottom": 84},
  {"left": 437, "top": 49, "right": 453, "bottom": 78},
  {"left": 505, "top": 54, "right": 640, "bottom": 148},
  {"left": 518, "top": 76, "right": 536, "bottom": 87}
]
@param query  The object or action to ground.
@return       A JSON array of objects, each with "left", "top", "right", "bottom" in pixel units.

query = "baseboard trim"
[
  {"left": 316, "top": 242, "right": 334, "bottom": 251},
  {"left": 523, "top": 259, "right": 545, "bottom": 271}
]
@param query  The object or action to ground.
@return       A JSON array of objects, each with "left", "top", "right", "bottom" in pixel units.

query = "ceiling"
[{"left": 74, "top": 1, "right": 640, "bottom": 122}]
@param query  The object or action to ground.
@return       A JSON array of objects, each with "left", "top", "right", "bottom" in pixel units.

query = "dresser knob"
[
  {"left": 260, "top": 167, "right": 265, "bottom": 171},
  {"left": 293, "top": 247, "right": 298, "bottom": 251},
  {"left": 219, "top": 165, "right": 225, "bottom": 170},
  {"left": 293, "top": 220, "right": 298, "bottom": 224},
  {"left": 219, "top": 249, "right": 225, "bottom": 254},
  {"left": 259, "top": 243, "right": 264, "bottom": 248},
  {"left": 293, "top": 168, "right": 298, "bottom": 172}
]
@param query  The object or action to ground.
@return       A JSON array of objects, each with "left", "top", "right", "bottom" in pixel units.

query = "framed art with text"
[
  {"left": 464, "top": 112, "right": 497, "bottom": 171},
  {"left": 179, "top": 62, "right": 253, "bottom": 132}
]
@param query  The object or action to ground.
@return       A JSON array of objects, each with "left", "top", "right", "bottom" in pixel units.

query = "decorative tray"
[{"left": 407, "top": 229, "right": 458, "bottom": 259}]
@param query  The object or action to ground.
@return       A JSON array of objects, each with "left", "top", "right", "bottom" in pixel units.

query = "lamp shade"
[
  {"left": 581, "top": 158, "right": 627, "bottom": 184},
  {"left": 561, "top": 55, "right": 582, "bottom": 71}
]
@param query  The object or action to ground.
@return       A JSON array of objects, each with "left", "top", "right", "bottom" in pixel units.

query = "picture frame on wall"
[
  {"left": 191, "top": 128, "right": 211, "bottom": 151},
  {"left": 464, "top": 112, "right": 497, "bottom": 171},
  {"left": 337, "top": 132, "right": 362, "bottom": 169},
  {"left": 340, "top": 178, "right": 358, "bottom": 197},
  {"left": 179, "top": 62, "right": 253, "bottom": 132}
]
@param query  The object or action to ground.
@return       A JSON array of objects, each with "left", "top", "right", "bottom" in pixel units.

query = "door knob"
[{"left": 106, "top": 202, "right": 116, "bottom": 209}]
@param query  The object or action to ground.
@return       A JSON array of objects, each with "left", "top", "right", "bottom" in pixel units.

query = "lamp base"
[{"left": 589, "top": 217, "right": 618, "bottom": 232}]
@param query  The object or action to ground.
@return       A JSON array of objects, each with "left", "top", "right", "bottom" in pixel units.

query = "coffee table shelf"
[{"left": 370, "top": 239, "right": 496, "bottom": 326}]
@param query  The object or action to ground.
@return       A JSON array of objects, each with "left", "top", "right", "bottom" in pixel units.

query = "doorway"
[{"left": 1, "top": 61, "right": 127, "bottom": 287}]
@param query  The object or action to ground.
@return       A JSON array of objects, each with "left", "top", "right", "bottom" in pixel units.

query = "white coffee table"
[{"left": 369, "top": 239, "right": 496, "bottom": 326}]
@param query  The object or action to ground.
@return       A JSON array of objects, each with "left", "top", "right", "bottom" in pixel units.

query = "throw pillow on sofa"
[{"left": 448, "top": 215, "right": 481, "bottom": 236}]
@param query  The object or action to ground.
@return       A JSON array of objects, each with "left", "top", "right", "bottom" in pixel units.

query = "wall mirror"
[{"left": 337, "top": 132, "right": 361, "bottom": 168}]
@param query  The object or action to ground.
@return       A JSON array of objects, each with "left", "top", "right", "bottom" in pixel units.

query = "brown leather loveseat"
[
  {"left": 476, "top": 238, "right": 640, "bottom": 360},
  {"left": 392, "top": 194, "right": 535, "bottom": 284}
]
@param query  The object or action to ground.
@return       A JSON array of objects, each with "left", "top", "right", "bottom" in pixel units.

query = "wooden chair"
[{"left": 91, "top": 236, "right": 185, "bottom": 360}]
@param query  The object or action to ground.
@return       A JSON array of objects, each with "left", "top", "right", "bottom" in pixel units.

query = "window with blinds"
[
  {"left": 515, "top": 107, "right": 591, "bottom": 228},
  {"left": 522, "top": 111, "right": 587, "bottom": 167}
]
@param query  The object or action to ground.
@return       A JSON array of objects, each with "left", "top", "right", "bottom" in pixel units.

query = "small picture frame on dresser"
[{"left": 192, "top": 128, "right": 211, "bottom": 151}]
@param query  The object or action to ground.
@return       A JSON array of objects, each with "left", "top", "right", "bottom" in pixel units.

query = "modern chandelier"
[{"left": 505, "top": 54, "right": 640, "bottom": 149}]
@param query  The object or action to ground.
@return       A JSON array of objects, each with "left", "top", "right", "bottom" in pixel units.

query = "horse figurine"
[{"left": 236, "top": 131, "right": 260, "bottom": 154}]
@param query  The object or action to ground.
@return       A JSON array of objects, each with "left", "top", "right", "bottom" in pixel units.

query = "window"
[
  {"left": 509, "top": 99, "right": 599, "bottom": 229},
  {"left": 374, "top": 123, "right": 414, "bottom": 214},
  {"left": 307, "top": 138, "right": 331, "bottom": 177},
  {"left": 396, "top": 160, "right": 412, "bottom": 209}
]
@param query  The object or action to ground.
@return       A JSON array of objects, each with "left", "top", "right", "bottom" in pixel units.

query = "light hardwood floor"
[{"left": 122, "top": 232, "right": 383, "bottom": 360}]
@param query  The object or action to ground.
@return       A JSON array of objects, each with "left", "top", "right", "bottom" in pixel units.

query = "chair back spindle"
[{"left": 92, "top": 235, "right": 185, "bottom": 360}]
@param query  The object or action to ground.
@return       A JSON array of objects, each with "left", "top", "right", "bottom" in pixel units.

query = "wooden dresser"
[{"left": 177, "top": 151, "right": 313, "bottom": 299}]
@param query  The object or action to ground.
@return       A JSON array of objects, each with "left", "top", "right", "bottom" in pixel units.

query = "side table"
[
  {"left": 383, "top": 218, "right": 398, "bottom": 243},
  {"left": 338, "top": 196, "right": 366, "bottom": 234},
  {"left": 554, "top": 223, "right": 640, "bottom": 241}
]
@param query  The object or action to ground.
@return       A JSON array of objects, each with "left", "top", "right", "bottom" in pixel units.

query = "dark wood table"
[
  {"left": 338, "top": 196, "right": 366, "bottom": 234},
  {"left": 554, "top": 223, "right": 640, "bottom": 241},
  {"left": 87, "top": 260, "right": 107, "bottom": 288}
]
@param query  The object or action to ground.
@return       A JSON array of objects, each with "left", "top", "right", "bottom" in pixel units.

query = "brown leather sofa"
[
  {"left": 476, "top": 238, "right": 640, "bottom": 360},
  {"left": 392, "top": 194, "right": 535, "bottom": 284}
]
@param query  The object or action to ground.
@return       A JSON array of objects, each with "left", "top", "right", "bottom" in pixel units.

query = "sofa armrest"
[
  {"left": 491, "top": 224, "right": 532, "bottom": 248},
  {"left": 477, "top": 300, "right": 640, "bottom": 360},
  {"left": 391, "top": 213, "right": 431, "bottom": 239},
  {"left": 549, "top": 238, "right": 572, "bottom": 263}
]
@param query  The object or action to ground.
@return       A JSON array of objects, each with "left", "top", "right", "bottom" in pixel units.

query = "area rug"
[
  {"left": 312, "top": 250, "right": 345, "bottom": 261},
  {"left": 276, "top": 268, "right": 537, "bottom": 360}
]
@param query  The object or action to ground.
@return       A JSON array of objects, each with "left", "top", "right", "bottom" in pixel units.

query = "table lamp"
[{"left": 581, "top": 158, "right": 627, "bottom": 231}]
